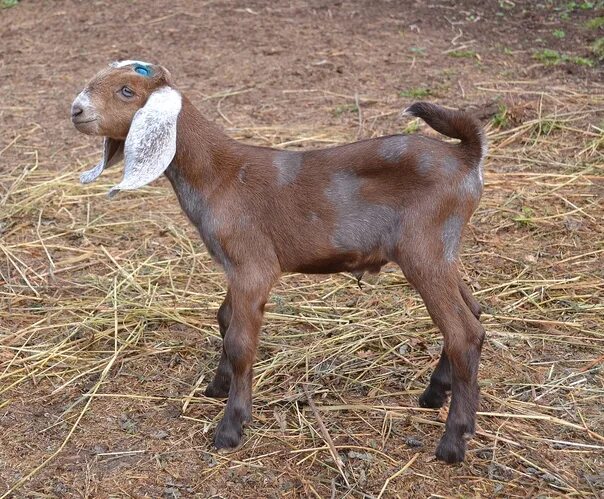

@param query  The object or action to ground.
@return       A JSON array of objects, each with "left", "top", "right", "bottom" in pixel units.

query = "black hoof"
[
  {"left": 204, "top": 382, "right": 230, "bottom": 399},
  {"left": 419, "top": 387, "right": 448, "bottom": 409},
  {"left": 214, "top": 418, "right": 244, "bottom": 450},
  {"left": 435, "top": 434, "right": 466, "bottom": 464}
]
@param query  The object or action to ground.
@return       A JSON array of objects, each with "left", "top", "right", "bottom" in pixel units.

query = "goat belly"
[{"left": 291, "top": 253, "right": 386, "bottom": 275}]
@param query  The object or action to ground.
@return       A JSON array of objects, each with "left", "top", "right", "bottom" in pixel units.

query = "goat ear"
[
  {"left": 80, "top": 138, "right": 124, "bottom": 184},
  {"left": 108, "top": 86, "right": 182, "bottom": 198}
]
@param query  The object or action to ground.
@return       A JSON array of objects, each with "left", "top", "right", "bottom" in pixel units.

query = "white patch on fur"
[
  {"left": 478, "top": 131, "right": 488, "bottom": 184},
  {"left": 442, "top": 155, "right": 460, "bottom": 173},
  {"left": 80, "top": 160, "right": 105, "bottom": 184},
  {"left": 108, "top": 86, "right": 182, "bottom": 197},
  {"left": 325, "top": 171, "right": 399, "bottom": 250},
  {"left": 72, "top": 90, "right": 97, "bottom": 122},
  {"left": 377, "top": 135, "right": 408, "bottom": 163},
  {"left": 416, "top": 150, "right": 434, "bottom": 174},
  {"left": 73, "top": 89, "right": 92, "bottom": 110},
  {"left": 71, "top": 89, "right": 100, "bottom": 134},
  {"left": 459, "top": 171, "right": 482, "bottom": 201},
  {"left": 110, "top": 60, "right": 152, "bottom": 68},
  {"left": 273, "top": 151, "right": 302, "bottom": 186},
  {"left": 80, "top": 138, "right": 124, "bottom": 184},
  {"left": 442, "top": 213, "right": 464, "bottom": 262}
]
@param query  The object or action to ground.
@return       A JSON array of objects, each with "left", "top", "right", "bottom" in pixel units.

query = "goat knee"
[
  {"left": 223, "top": 327, "right": 256, "bottom": 373},
  {"left": 446, "top": 325, "right": 484, "bottom": 379}
]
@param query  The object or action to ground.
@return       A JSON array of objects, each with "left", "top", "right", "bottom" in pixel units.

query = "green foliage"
[
  {"left": 553, "top": 29, "right": 566, "bottom": 38},
  {"left": 399, "top": 87, "right": 431, "bottom": 99},
  {"left": 592, "top": 37, "right": 604, "bottom": 61},
  {"left": 577, "top": 1, "right": 596, "bottom": 9},
  {"left": 532, "top": 118, "right": 562, "bottom": 137},
  {"left": 558, "top": 0, "right": 601, "bottom": 19},
  {"left": 513, "top": 206, "right": 535, "bottom": 227},
  {"left": 564, "top": 1, "right": 596, "bottom": 11},
  {"left": 1, "top": 0, "right": 19, "bottom": 8},
  {"left": 492, "top": 104, "right": 509, "bottom": 129},
  {"left": 332, "top": 103, "right": 358, "bottom": 117},
  {"left": 533, "top": 49, "right": 594, "bottom": 67},
  {"left": 533, "top": 49, "right": 563, "bottom": 64},
  {"left": 403, "top": 119, "right": 421, "bottom": 134},
  {"left": 585, "top": 16, "right": 604, "bottom": 28},
  {"left": 568, "top": 55, "right": 595, "bottom": 66}
]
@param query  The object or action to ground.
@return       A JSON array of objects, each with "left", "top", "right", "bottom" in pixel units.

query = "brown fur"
[{"left": 73, "top": 63, "right": 487, "bottom": 463}]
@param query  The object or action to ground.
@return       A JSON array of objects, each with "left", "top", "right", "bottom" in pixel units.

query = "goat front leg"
[
  {"left": 214, "top": 276, "right": 274, "bottom": 450},
  {"left": 205, "top": 290, "right": 233, "bottom": 398}
]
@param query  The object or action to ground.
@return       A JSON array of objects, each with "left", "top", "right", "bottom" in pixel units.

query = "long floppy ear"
[
  {"left": 108, "top": 86, "right": 182, "bottom": 198},
  {"left": 80, "top": 138, "right": 124, "bottom": 184}
]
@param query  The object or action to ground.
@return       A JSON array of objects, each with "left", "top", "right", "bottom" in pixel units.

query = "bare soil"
[{"left": 1, "top": 1, "right": 603, "bottom": 497}]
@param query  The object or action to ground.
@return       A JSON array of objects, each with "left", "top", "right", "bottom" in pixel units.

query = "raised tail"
[{"left": 405, "top": 102, "right": 487, "bottom": 168}]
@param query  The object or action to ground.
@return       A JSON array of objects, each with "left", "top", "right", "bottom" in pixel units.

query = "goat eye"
[{"left": 121, "top": 86, "right": 134, "bottom": 98}]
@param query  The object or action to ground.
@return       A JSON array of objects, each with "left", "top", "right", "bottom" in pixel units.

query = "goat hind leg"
[
  {"left": 419, "top": 277, "right": 481, "bottom": 409},
  {"left": 459, "top": 278, "right": 482, "bottom": 319},
  {"left": 401, "top": 264, "right": 484, "bottom": 463},
  {"left": 419, "top": 348, "right": 451, "bottom": 409},
  {"left": 432, "top": 286, "right": 484, "bottom": 463}
]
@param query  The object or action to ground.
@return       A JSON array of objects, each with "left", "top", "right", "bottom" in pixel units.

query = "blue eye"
[{"left": 134, "top": 65, "right": 150, "bottom": 76}]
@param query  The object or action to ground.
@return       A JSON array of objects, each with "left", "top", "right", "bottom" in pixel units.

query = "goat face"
[
  {"left": 71, "top": 61, "right": 182, "bottom": 197},
  {"left": 71, "top": 60, "right": 171, "bottom": 138}
]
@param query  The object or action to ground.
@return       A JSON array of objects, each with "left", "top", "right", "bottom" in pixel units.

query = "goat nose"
[{"left": 71, "top": 105, "right": 83, "bottom": 118}]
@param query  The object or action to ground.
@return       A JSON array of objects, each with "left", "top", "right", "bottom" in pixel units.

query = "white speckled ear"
[
  {"left": 108, "top": 86, "right": 182, "bottom": 198},
  {"left": 80, "top": 138, "right": 124, "bottom": 184}
]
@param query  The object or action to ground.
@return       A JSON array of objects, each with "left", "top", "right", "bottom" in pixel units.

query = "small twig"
[
  {"left": 182, "top": 373, "right": 205, "bottom": 414},
  {"left": 302, "top": 384, "right": 350, "bottom": 488},
  {"left": 377, "top": 453, "right": 419, "bottom": 499},
  {"left": 580, "top": 354, "right": 604, "bottom": 372}
]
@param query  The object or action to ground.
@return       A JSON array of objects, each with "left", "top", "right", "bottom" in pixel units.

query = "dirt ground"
[{"left": 1, "top": 0, "right": 603, "bottom": 497}]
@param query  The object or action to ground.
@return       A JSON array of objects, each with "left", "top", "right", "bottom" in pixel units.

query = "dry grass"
[{"left": 1, "top": 81, "right": 603, "bottom": 496}]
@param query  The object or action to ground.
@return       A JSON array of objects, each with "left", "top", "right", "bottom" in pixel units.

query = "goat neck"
[{"left": 168, "top": 95, "right": 239, "bottom": 197}]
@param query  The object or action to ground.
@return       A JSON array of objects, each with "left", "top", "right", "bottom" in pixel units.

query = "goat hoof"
[
  {"left": 204, "top": 382, "right": 230, "bottom": 399},
  {"left": 435, "top": 434, "right": 466, "bottom": 464},
  {"left": 419, "top": 388, "right": 447, "bottom": 409},
  {"left": 214, "top": 418, "right": 244, "bottom": 450}
]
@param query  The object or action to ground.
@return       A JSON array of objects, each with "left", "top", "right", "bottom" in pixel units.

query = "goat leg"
[
  {"left": 214, "top": 274, "right": 274, "bottom": 450},
  {"left": 205, "top": 290, "right": 233, "bottom": 398}
]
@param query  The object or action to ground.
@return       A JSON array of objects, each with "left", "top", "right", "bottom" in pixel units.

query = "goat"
[{"left": 71, "top": 60, "right": 487, "bottom": 463}]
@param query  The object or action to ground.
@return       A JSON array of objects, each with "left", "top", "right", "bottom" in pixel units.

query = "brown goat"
[{"left": 71, "top": 60, "right": 487, "bottom": 463}]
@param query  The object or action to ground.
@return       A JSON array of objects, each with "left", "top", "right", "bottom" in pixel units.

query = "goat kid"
[{"left": 71, "top": 61, "right": 487, "bottom": 463}]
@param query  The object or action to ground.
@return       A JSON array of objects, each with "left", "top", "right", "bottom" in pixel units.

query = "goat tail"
[{"left": 404, "top": 102, "right": 487, "bottom": 167}]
